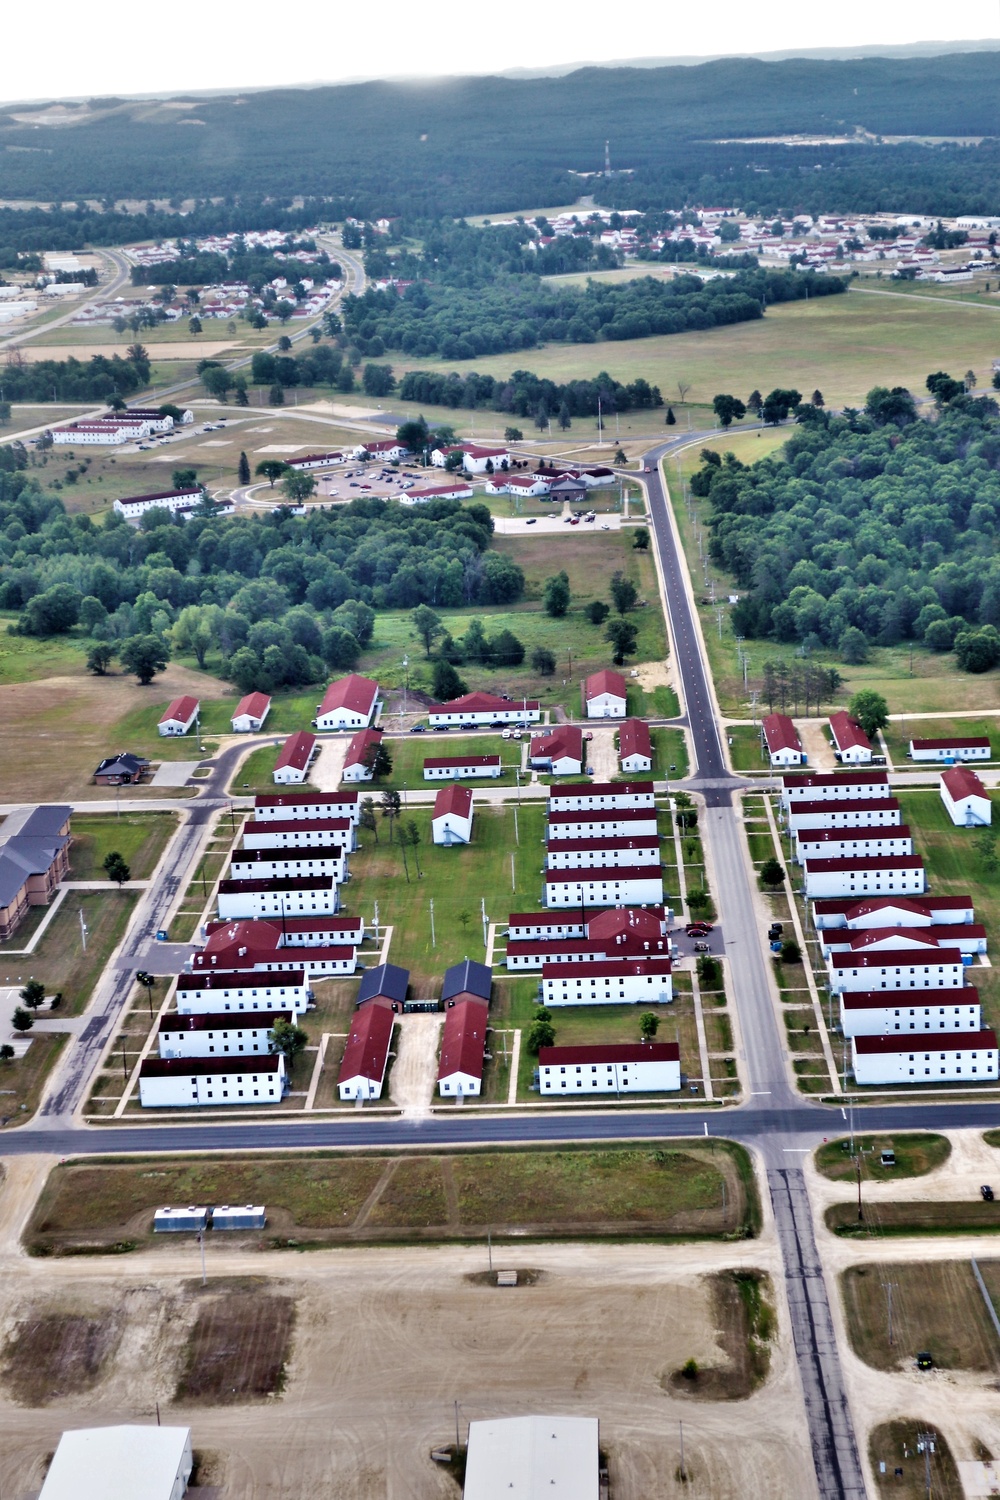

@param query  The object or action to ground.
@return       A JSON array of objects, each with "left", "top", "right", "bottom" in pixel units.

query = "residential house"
[
  {"left": 538, "top": 1041, "right": 680, "bottom": 1094},
  {"left": 583, "top": 669, "right": 628, "bottom": 719},
  {"left": 139, "top": 1053, "right": 286, "bottom": 1106},
  {"left": 619, "top": 719, "right": 653, "bottom": 774},
  {"left": 273, "top": 731, "right": 318, "bottom": 784},
  {"left": 829, "top": 711, "right": 874, "bottom": 764},
  {"left": 231, "top": 692, "right": 271, "bottom": 732},
  {"left": 432, "top": 783, "right": 474, "bottom": 845},
  {"left": 315, "top": 674, "right": 380, "bottom": 730},
  {"left": 851, "top": 1030, "right": 998, "bottom": 1085},
  {"left": 338, "top": 1002, "right": 394, "bottom": 1100},
  {"left": 158, "top": 697, "right": 199, "bottom": 736},
  {"left": 93, "top": 752, "right": 150, "bottom": 785},
  {"left": 529, "top": 727, "right": 583, "bottom": 776},
  {"left": 940, "top": 766, "right": 991, "bottom": 827},
  {"left": 0, "top": 805, "right": 72, "bottom": 941},
  {"left": 761, "top": 714, "right": 805, "bottom": 766}
]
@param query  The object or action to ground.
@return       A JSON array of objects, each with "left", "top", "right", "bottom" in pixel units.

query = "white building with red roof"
[
  {"left": 839, "top": 986, "right": 982, "bottom": 1038},
  {"left": 619, "top": 719, "right": 653, "bottom": 773},
  {"left": 437, "top": 996, "right": 488, "bottom": 1095},
  {"left": 851, "top": 1029, "right": 998, "bottom": 1085},
  {"left": 940, "top": 766, "right": 991, "bottom": 827},
  {"left": 431, "top": 442, "right": 509, "bottom": 474},
  {"left": 795, "top": 827, "right": 914, "bottom": 863},
  {"left": 432, "top": 783, "right": 474, "bottom": 845},
  {"left": 548, "top": 781, "right": 655, "bottom": 813},
  {"left": 786, "top": 797, "right": 902, "bottom": 832},
  {"left": 546, "top": 835, "right": 661, "bottom": 869},
  {"left": 288, "top": 451, "right": 344, "bottom": 471},
  {"left": 423, "top": 753, "right": 502, "bottom": 781},
  {"left": 139, "top": 1052, "right": 286, "bottom": 1107},
  {"left": 583, "top": 669, "right": 628, "bottom": 719},
  {"left": 114, "top": 486, "right": 203, "bottom": 520},
  {"left": 546, "top": 807, "right": 658, "bottom": 840},
  {"left": 544, "top": 866, "right": 664, "bottom": 908},
  {"left": 530, "top": 727, "right": 583, "bottom": 776},
  {"left": 217, "top": 874, "right": 339, "bottom": 919},
  {"left": 254, "top": 790, "right": 360, "bottom": 823},
  {"left": 761, "top": 714, "right": 804, "bottom": 767},
  {"left": 242, "top": 817, "right": 355, "bottom": 851},
  {"left": 538, "top": 1041, "right": 680, "bottom": 1094},
  {"left": 812, "top": 894, "right": 977, "bottom": 930},
  {"left": 338, "top": 1002, "right": 394, "bottom": 1100},
  {"left": 802, "top": 854, "right": 926, "bottom": 899},
  {"left": 231, "top": 692, "right": 271, "bottom": 733},
  {"left": 910, "top": 735, "right": 991, "bottom": 762},
  {"left": 402, "top": 480, "right": 474, "bottom": 503},
  {"left": 485, "top": 473, "right": 550, "bottom": 498},
  {"left": 342, "top": 727, "right": 383, "bottom": 782},
  {"left": 175, "top": 969, "right": 310, "bottom": 1014},
  {"left": 541, "top": 956, "right": 673, "bottom": 1006},
  {"left": 427, "top": 691, "right": 539, "bottom": 727},
  {"left": 158, "top": 696, "right": 199, "bottom": 737},
  {"left": 273, "top": 730, "right": 318, "bottom": 784},
  {"left": 829, "top": 711, "right": 874, "bottom": 764},
  {"left": 228, "top": 844, "right": 346, "bottom": 884},
  {"left": 158, "top": 1009, "right": 293, "bottom": 1059},
  {"left": 316, "top": 674, "right": 380, "bottom": 731},
  {"left": 828, "top": 942, "right": 966, "bottom": 993},
  {"left": 354, "top": 438, "right": 409, "bottom": 461}
]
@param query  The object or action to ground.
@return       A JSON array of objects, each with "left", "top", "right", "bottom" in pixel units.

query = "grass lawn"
[
  {"left": 0, "top": 1036, "right": 67, "bottom": 1128},
  {"left": 827, "top": 1200, "right": 1000, "bottom": 1237},
  {"left": 882, "top": 714, "right": 1000, "bottom": 764},
  {"left": 814, "top": 1133, "right": 951, "bottom": 1182},
  {"left": 0, "top": 891, "right": 137, "bottom": 1013},
  {"left": 869, "top": 1421, "right": 963, "bottom": 1500},
  {"left": 727, "top": 723, "right": 772, "bottom": 772},
  {"left": 0, "top": 626, "right": 89, "bottom": 686},
  {"left": 227, "top": 744, "right": 280, "bottom": 796},
  {"left": 378, "top": 734, "right": 521, "bottom": 790},
  {"left": 841, "top": 1260, "right": 1000, "bottom": 1372},
  {"left": 626, "top": 684, "right": 680, "bottom": 718},
  {"left": 650, "top": 727, "right": 688, "bottom": 779},
  {"left": 68, "top": 812, "right": 177, "bottom": 881}
]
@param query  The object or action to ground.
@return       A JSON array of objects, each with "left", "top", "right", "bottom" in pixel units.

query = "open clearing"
[
  {"left": 869, "top": 1421, "right": 963, "bottom": 1500},
  {"left": 67, "top": 812, "right": 177, "bottom": 881},
  {"left": 175, "top": 1282, "right": 294, "bottom": 1404},
  {"left": 814, "top": 1135, "right": 951, "bottom": 1183},
  {"left": 1, "top": 1306, "right": 122, "bottom": 1405},
  {"left": 841, "top": 1260, "right": 1000, "bottom": 1373},
  {"left": 667, "top": 1269, "right": 775, "bottom": 1400}
]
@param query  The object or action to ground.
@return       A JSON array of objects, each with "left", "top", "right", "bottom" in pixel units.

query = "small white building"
[
  {"left": 619, "top": 719, "right": 653, "bottom": 774},
  {"left": 786, "top": 797, "right": 902, "bottom": 832},
  {"left": 538, "top": 1041, "right": 680, "bottom": 1093},
  {"left": 288, "top": 450, "right": 344, "bottom": 471},
  {"left": 940, "top": 766, "right": 992, "bottom": 827},
  {"left": 228, "top": 846, "right": 346, "bottom": 883},
  {"left": 315, "top": 674, "right": 379, "bottom": 730},
  {"left": 852, "top": 1029, "right": 998, "bottom": 1086},
  {"left": 355, "top": 439, "right": 409, "bottom": 462},
  {"left": 39, "top": 1425, "right": 193, "bottom": 1500},
  {"left": 548, "top": 781, "right": 655, "bottom": 814},
  {"left": 338, "top": 1000, "right": 394, "bottom": 1100},
  {"left": 158, "top": 1009, "right": 293, "bottom": 1058},
  {"left": 840, "top": 987, "right": 982, "bottom": 1038},
  {"left": 464, "top": 1416, "right": 598, "bottom": 1500},
  {"left": 486, "top": 473, "right": 550, "bottom": 498},
  {"left": 437, "top": 997, "right": 487, "bottom": 1095},
  {"left": 254, "top": 791, "right": 360, "bottom": 824},
  {"left": 828, "top": 944, "right": 966, "bottom": 993},
  {"left": 583, "top": 668, "right": 628, "bottom": 719},
  {"left": 801, "top": 855, "right": 926, "bottom": 900},
  {"left": 175, "top": 970, "right": 309, "bottom": 1015},
  {"left": 242, "top": 817, "right": 355, "bottom": 851},
  {"left": 423, "top": 754, "right": 502, "bottom": 780},
  {"left": 529, "top": 727, "right": 583, "bottom": 776},
  {"left": 273, "top": 732, "right": 319, "bottom": 784},
  {"left": 402, "top": 480, "right": 474, "bottom": 503},
  {"left": 342, "top": 727, "right": 383, "bottom": 781},
  {"left": 216, "top": 875, "right": 339, "bottom": 919},
  {"left": 546, "top": 836, "right": 661, "bottom": 869},
  {"left": 139, "top": 1053, "right": 286, "bottom": 1106},
  {"left": 544, "top": 866, "right": 664, "bottom": 908},
  {"left": 427, "top": 692, "right": 540, "bottom": 727},
  {"left": 761, "top": 713, "right": 805, "bottom": 766},
  {"left": 546, "top": 808, "right": 659, "bottom": 840},
  {"left": 795, "top": 827, "right": 914, "bottom": 863},
  {"left": 158, "top": 696, "right": 199, "bottom": 737},
  {"left": 231, "top": 692, "right": 271, "bottom": 733},
  {"left": 541, "top": 956, "right": 673, "bottom": 1006},
  {"left": 432, "top": 783, "right": 474, "bottom": 845},
  {"left": 829, "top": 711, "right": 874, "bottom": 764},
  {"left": 782, "top": 771, "right": 890, "bottom": 807},
  {"left": 910, "top": 736, "right": 991, "bottom": 762},
  {"left": 431, "top": 442, "right": 509, "bottom": 474}
]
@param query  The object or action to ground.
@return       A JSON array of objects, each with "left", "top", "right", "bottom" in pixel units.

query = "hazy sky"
[{"left": 5, "top": 1, "right": 1000, "bottom": 104}]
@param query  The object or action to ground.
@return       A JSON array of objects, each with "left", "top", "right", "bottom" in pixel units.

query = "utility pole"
[
  {"left": 429, "top": 899, "right": 436, "bottom": 949},
  {"left": 856, "top": 1152, "right": 863, "bottom": 1222},
  {"left": 882, "top": 1281, "right": 897, "bottom": 1345},
  {"left": 678, "top": 1420, "right": 686, "bottom": 1482},
  {"left": 481, "top": 896, "right": 488, "bottom": 950},
  {"left": 79, "top": 906, "right": 88, "bottom": 953},
  {"left": 510, "top": 854, "right": 516, "bottom": 893},
  {"left": 917, "top": 1432, "right": 934, "bottom": 1500}
]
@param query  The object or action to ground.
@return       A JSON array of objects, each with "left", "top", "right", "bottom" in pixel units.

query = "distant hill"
[{"left": 2, "top": 51, "right": 1000, "bottom": 212}]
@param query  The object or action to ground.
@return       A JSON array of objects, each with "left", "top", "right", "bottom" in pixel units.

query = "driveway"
[{"left": 311, "top": 738, "right": 350, "bottom": 791}]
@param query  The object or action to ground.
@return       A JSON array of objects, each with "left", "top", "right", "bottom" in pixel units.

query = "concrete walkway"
[{"left": 389, "top": 1014, "right": 442, "bottom": 1118}]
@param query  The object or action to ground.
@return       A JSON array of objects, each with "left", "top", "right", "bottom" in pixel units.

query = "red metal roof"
[
  {"left": 844, "top": 924, "right": 986, "bottom": 949},
  {"left": 530, "top": 727, "right": 583, "bottom": 763},
  {"left": 424, "top": 754, "right": 501, "bottom": 769},
  {"left": 547, "top": 835, "right": 660, "bottom": 854},
  {"left": 428, "top": 691, "right": 539, "bottom": 714},
  {"left": 433, "top": 783, "right": 473, "bottom": 819},
  {"left": 549, "top": 781, "right": 654, "bottom": 799},
  {"left": 242, "top": 817, "right": 352, "bottom": 840},
  {"left": 177, "top": 968, "right": 306, "bottom": 989},
  {"left": 160, "top": 1010, "right": 292, "bottom": 1033},
  {"left": 538, "top": 1041, "right": 679, "bottom": 1066},
  {"left": 256, "top": 791, "right": 359, "bottom": 809},
  {"left": 141, "top": 1055, "right": 283, "bottom": 1078},
  {"left": 941, "top": 766, "right": 989, "bottom": 801},
  {"left": 790, "top": 797, "right": 900, "bottom": 819},
  {"left": 118, "top": 487, "right": 201, "bottom": 505},
  {"left": 437, "top": 997, "right": 488, "bottom": 1082},
  {"left": 159, "top": 695, "right": 199, "bottom": 725},
  {"left": 318, "top": 674, "right": 379, "bottom": 717},
  {"left": 783, "top": 771, "right": 889, "bottom": 790},
  {"left": 830, "top": 947, "right": 963, "bottom": 970},
  {"left": 544, "top": 865, "right": 662, "bottom": 884},
  {"left": 233, "top": 692, "right": 271, "bottom": 721},
  {"left": 274, "top": 730, "right": 317, "bottom": 772},
  {"left": 854, "top": 1029, "right": 996, "bottom": 1054},
  {"left": 829, "top": 711, "right": 873, "bottom": 752},
  {"left": 584, "top": 669, "right": 628, "bottom": 702},
  {"left": 343, "top": 727, "right": 382, "bottom": 769},
  {"left": 339, "top": 1002, "right": 394, "bottom": 1085},
  {"left": 542, "top": 956, "right": 672, "bottom": 979},
  {"left": 841, "top": 986, "right": 980, "bottom": 1010},
  {"left": 762, "top": 713, "right": 802, "bottom": 754},
  {"left": 619, "top": 719, "right": 652, "bottom": 760},
  {"left": 547, "top": 807, "right": 654, "bottom": 825},
  {"left": 912, "top": 736, "right": 990, "bottom": 751},
  {"left": 587, "top": 906, "right": 666, "bottom": 940},
  {"left": 802, "top": 855, "right": 925, "bottom": 873},
  {"left": 798, "top": 826, "right": 911, "bottom": 844}
]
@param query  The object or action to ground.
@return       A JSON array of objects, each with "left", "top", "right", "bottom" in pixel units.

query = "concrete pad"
[
  {"left": 150, "top": 761, "right": 202, "bottom": 787},
  {"left": 310, "top": 738, "right": 350, "bottom": 792}
]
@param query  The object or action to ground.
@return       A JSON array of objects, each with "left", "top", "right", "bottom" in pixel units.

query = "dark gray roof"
[
  {"left": 357, "top": 963, "right": 409, "bottom": 1005},
  {"left": 94, "top": 753, "right": 150, "bottom": 777},
  {"left": 0, "top": 839, "right": 66, "bottom": 909},
  {"left": 441, "top": 958, "right": 492, "bottom": 1003},
  {"left": 16, "top": 805, "right": 71, "bottom": 838}
]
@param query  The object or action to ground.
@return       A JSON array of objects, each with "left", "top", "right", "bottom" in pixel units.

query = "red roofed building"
[
  {"left": 273, "top": 731, "right": 318, "bottom": 784},
  {"left": 619, "top": 718, "right": 653, "bottom": 773},
  {"left": 812, "top": 894, "right": 976, "bottom": 930},
  {"left": 852, "top": 1028, "right": 998, "bottom": 1085},
  {"left": 761, "top": 714, "right": 804, "bottom": 767},
  {"left": 427, "top": 692, "right": 540, "bottom": 726},
  {"left": 802, "top": 854, "right": 926, "bottom": 899},
  {"left": 541, "top": 956, "right": 672, "bottom": 1005},
  {"left": 231, "top": 692, "right": 271, "bottom": 733},
  {"left": 829, "top": 710, "right": 874, "bottom": 764},
  {"left": 403, "top": 481, "right": 474, "bottom": 503},
  {"left": 288, "top": 451, "right": 344, "bottom": 471},
  {"left": 431, "top": 442, "right": 509, "bottom": 474},
  {"left": 342, "top": 727, "right": 383, "bottom": 782},
  {"left": 437, "top": 996, "right": 488, "bottom": 1095},
  {"left": 423, "top": 753, "right": 503, "bottom": 781},
  {"left": 583, "top": 669, "right": 628, "bottom": 719},
  {"left": 530, "top": 726, "right": 583, "bottom": 776},
  {"left": 911, "top": 735, "right": 991, "bottom": 762},
  {"left": 538, "top": 1041, "right": 680, "bottom": 1094},
  {"left": 316, "top": 674, "right": 380, "bottom": 730},
  {"left": 158, "top": 696, "right": 199, "bottom": 736},
  {"left": 940, "top": 766, "right": 992, "bottom": 827},
  {"left": 782, "top": 771, "right": 890, "bottom": 804},
  {"left": 432, "top": 783, "right": 474, "bottom": 845},
  {"left": 338, "top": 1001, "right": 394, "bottom": 1100}
]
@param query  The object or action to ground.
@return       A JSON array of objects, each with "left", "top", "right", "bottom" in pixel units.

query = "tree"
[
  {"left": 966, "top": 369, "right": 977, "bottom": 391},
  {"left": 759, "top": 856, "right": 785, "bottom": 888},
  {"left": 610, "top": 572, "right": 637, "bottom": 614},
  {"left": 86, "top": 643, "right": 115, "bottom": 676},
  {"left": 364, "top": 739, "right": 393, "bottom": 779},
  {"left": 172, "top": 467, "right": 198, "bottom": 491},
  {"left": 281, "top": 470, "right": 316, "bottom": 504},
  {"left": 955, "top": 625, "right": 1000, "bottom": 674},
  {"left": 614, "top": 446, "right": 627, "bottom": 465},
  {"left": 531, "top": 646, "right": 556, "bottom": 676},
  {"left": 380, "top": 789, "right": 402, "bottom": 842},
  {"left": 605, "top": 617, "right": 638, "bottom": 665},
  {"left": 432, "top": 659, "right": 467, "bottom": 701},
  {"left": 201, "top": 365, "right": 232, "bottom": 402},
  {"left": 411, "top": 604, "right": 443, "bottom": 657},
  {"left": 632, "top": 527, "right": 650, "bottom": 551},
  {"left": 781, "top": 938, "right": 802, "bottom": 964},
  {"left": 321, "top": 626, "right": 361, "bottom": 672},
  {"left": 665, "top": 407, "right": 676, "bottom": 426},
  {"left": 526, "top": 1017, "right": 556, "bottom": 1054},
  {"left": 811, "top": 389, "right": 824, "bottom": 407},
  {"left": 504, "top": 426, "right": 523, "bottom": 443},
  {"left": 119, "top": 634, "right": 169, "bottom": 685},
  {"left": 712, "top": 393, "right": 746, "bottom": 427},
  {"left": 19, "top": 980, "right": 45, "bottom": 1011},
  {"left": 0, "top": 1045, "right": 13, "bottom": 1064},
  {"left": 586, "top": 600, "right": 610, "bottom": 626},
  {"left": 103, "top": 852, "right": 131, "bottom": 886},
  {"left": 269, "top": 384, "right": 285, "bottom": 406},
  {"left": 402, "top": 820, "right": 422, "bottom": 877},
  {"left": 489, "top": 629, "right": 525, "bottom": 666},
  {"left": 747, "top": 389, "right": 762, "bottom": 415},
  {"left": 11, "top": 1007, "right": 33, "bottom": 1034},
  {"left": 255, "top": 459, "right": 288, "bottom": 487},
  {"left": 839, "top": 627, "right": 868, "bottom": 665},
  {"left": 172, "top": 604, "right": 219, "bottom": 670},
  {"left": 761, "top": 388, "right": 802, "bottom": 424},
  {"left": 360, "top": 796, "right": 379, "bottom": 844},
  {"left": 558, "top": 402, "right": 572, "bottom": 430},
  {"left": 639, "top": 1011, "right": 659, "bottom": 1041},
  {"left": 275, "top": 299, "right": 295, "bottom": 324},
  {"left": 188, "top": 315, "right": 202, "bottom": 335},
  {"left": 269, "top": 1017, "right": 308, "bottom": 1064},
  {"left": 849, "top": 690, "right": 889, "bottom": 740},
  {"left": 238, "top": 451, "right": 251, "bottom": 485},
  {"left": 674, "top": 792, "right": 698, "bottom": 830},
  {"left": 443, "top": 450, "right": 464, "bottom": 472}
]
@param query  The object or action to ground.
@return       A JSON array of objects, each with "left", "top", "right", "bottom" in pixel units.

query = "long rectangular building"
[
  {"left": 254, "top": 791, "right": 360, "bottom": 824},
  {"left": 785, "top": 797, "right": 902, "bottom": 832},
  {"left": 538, "top": 1041, "right": 681, "bottom": 1094},
  {"left": 828, "top": 947, "right": 966, "bottom": 992},
  {"left": 794, "top": 827, "right": 913, "bottom": 863},
  {"left": 339, "top": 1001, "right": 394, "bottom": 1100},
  {"left": 812, "top": 895, "right": 976, "bottom": 930},
  {"left": 852, "top": 1030, "right": 998, "bottom": 1085},
  {"left": 548, "top": 781, "right": 655, "bottom": 813},
  {"left": 821, "top": 924, "right": 986, "bottom": 958},
  {"left": 506, "top": 931, "right": 670, "bottom": 971},
  {"left": 546, "top": 808, "right": 659, "bottom": 840},
  {"left": 217, "top": 875, "right": 339, "bottom": 919},
  {"left": 782, "top": 771, "right": 890, "bottom": 807},
  {"left": 840, "top": 987, "right": 981, "bottom": 1038},
  {"left": 506, "top": 907, "right": 668, "bottom": 943},
  {"left": 541, "top": 956, "right": 672, "bottom": 1006},
  {"left": 544, "top": 866, "right": 664, "bottom": 908},
  {"left": 202, "top": 914, "right": 364, "bottom": 947},
  {"left": 175, "top": 970, "right": 309, "bottom": 1014},
  {"left": 241, "top": 817, "right": 355, "bottom": 851},
  {"left": 158, "top": 1010, "right": 292, "bottom": 1058},
  {"left": 545, "top": 836, "right": 661, "bottom": 870},
  {"left": 910, "top": 736, "right": 991, "bottom": 762},
  {"left": 139, "top": 1053, "right": 286, "bottom": 1107},
  {"left": 423, "top": 755, "right": 502, "bottom": 780},
  {"left": 228, "top": 846, "right": 347, "bottom": 883},
  {"left": 802, "top": 855, "right": 926, "bottom": 899}
]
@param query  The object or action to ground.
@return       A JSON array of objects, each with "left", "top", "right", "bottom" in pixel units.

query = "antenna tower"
[{"left": 604, "top": 140, "right": 611, "bottom": 178}]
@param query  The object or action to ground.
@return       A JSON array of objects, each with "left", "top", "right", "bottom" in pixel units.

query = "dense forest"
[
  {"left": 0, "top": 351, "right": 151, "bottom": 403},
  {"left": 128, "top": 238, "right": 338, "bottom": 290},
  {"left": 695, "top": 383, "right": 1000, "bottom": 667},
  {"left": 0, "top": 475, "right": 524, "bottom": 694},
  {"left": 2, "top": 52, "right": 1000, "bottom": 213}
]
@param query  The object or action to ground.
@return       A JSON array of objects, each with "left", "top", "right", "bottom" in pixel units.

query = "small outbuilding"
[
  {"left": 158, "top": 696, "right": 199, "bottom": 737},
  {"left": 357, "top": 962, "right": 410, "bottom": 1011},
  {"left": 618, "top": 718, "right": 653, "bottom": 773},
  {"left": 442, "top": 957, "right": 492, "bottom": 1007},
  {"left": 212, "top": 1204, "right": 266, "bottom": 1230},
  {"left": 940, "top": 766, "right": 992, "bottom": 827},
  {"left": 432, "top": 783, "right": 474, "bottom": 845},
  {"left": 153, "top": 1206, "right": 208, "bottom": 1232},
  {"left": 273, "top": 731, "right": 318, "bottom": 784},
  {"left": 829, "top": 711, "right": 873, "bottom": 764},
  {"left": 342, "top": 727, "right": 383, "bottom": 781},
  {"left": 583, "top": 668, "right": 627, "bottom": 719},
  {"left": 761, "top": 713, "right": 804, "bottom": 767},
  {"left": 231, "top": 692, "right": 271, "bottom": 733}
]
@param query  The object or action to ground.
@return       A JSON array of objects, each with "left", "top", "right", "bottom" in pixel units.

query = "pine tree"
[{"left": 238, "top": 451, "right": 251, "bottom": 485}]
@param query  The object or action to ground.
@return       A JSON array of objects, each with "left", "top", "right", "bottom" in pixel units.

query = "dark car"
[
  {"left": 409, "top": 724, "right": 427, "bottom": 734},
  {"left": 693, "top": 941, "right": 710, "bottom": 953},
  {"left": 982, "top": 1185, "right": 995, "bottom": 1202},
  {"left": 916, "top": 1352, "right": 934, "bottom": 1370},
  {"left": 433, "top": 724, "right": 451, "bottom": 732},
  {"left": 686, "top": 922, "right": 712, "bottom": 937}
]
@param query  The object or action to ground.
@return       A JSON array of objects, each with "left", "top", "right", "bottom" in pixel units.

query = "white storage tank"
[
  {"left": 153, "top": 1205, "right": 208, "bottom": 1233},
  {"left": 212, "top": 1204, "right": 266, "bottom": 1230}
]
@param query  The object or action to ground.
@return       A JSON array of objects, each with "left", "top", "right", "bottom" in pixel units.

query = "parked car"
[
  {"left": 526, "top": 517, "right": 537, "bottom": 525},
  {"left": 982, "top": 1185, "right": 995, "bottom": 1201},
  {"left": 693, "top": 941, "right": 710, "bottom": 953},
  {"left": 686, "top": 922, "right": 713, "bottom": 937},
  {"left": 916, "top": 1352, "right": 934, "bottom": 1370},
  {"left": 409, "top": 724, "right": 427, "bottom": 734}
]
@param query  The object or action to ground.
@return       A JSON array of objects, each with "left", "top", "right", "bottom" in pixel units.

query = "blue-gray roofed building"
[
  {"left": 442, "top": 958, "right": 492, "bottom": 1005},
  {"left": 357, "top": 963, "right": 410, "bottom": 1011},
  {"left": 0, "top": 804, "right": 71, "bottom": 941}
]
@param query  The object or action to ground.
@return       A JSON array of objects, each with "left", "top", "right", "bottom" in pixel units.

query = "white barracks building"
[
  {"left": 840, "top": 986, "right": 982, "bottom": 1038},
  {"left": 852, "top": 1030, "right": 998, "bottom": 1085},
  {"left": 541, "top": 956, "right": 672, "bottom": 1006}
]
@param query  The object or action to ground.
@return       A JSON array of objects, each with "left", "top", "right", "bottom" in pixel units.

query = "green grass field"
[
  {"left": 377, "top": 735, "right": 521, "bottom": 790},
  {"left": 815, "top": 1134, "right": 951, "bottom": 1182},
  {"left": 0, "top": 890, "right": 137, "bottom": 1013},
  {"left": 882, "top": 715, "right": 1000, "bottom": 764},
  {"left": 68, "top": 812, "right": 177, "bottom": 881}
]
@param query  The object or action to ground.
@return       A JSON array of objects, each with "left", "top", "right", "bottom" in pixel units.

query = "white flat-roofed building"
[
  {"left": 802, "top": 855, "right": 926, "bottom": 899},
  {"left": 216, "top": 875, "right": 339, "bottom": 919},
  {"left": 175, "top": 970, "right": 309, "bottom": 1014},
  {"left": 39, "top": 1425, "right": 193, "bottom": 1500},
  {"left": 541, "top": 956, "right": 672, "bottom": 1006},
  {"left": 840, "top": 987, "right": 981, "bottom": 1037},
  {"left": 829, "top": 710, "right": 874, "bottom": 764},
  {"left": 228, "top": 846, "right": 346, "bottom": 883},
  {"left": 782, "top": 771, "right": 890, "bottom": 807},
  {"left": 548, "top": 781, "right": 655, "bottom": 813},
  {"left": 795, "top": 827, "right": 913, "bottom": 863},
  {"left": 338, "top": 1001, "right": 394, "bottom": 1100},
  {"left": 852, "top": 1029, "right": 998, "bottom": 1086},
  {"left": 231, "top": 692, "right": 271, "bottom": 733},
  {"left": 153, "top": 1207, "right": 207, "bottom": 1232},
  {"left": 158, "top": 1010, "right": 292, "bottom": 1058},
  {"left": 910, "top": 736, "right": 991, "bottom": 761},
  {"left": 241, "top": 817, "right": 355, "bottom": 851},
  {"left": 463, "top": 1415, "right": 598, "bottom": 1500},
  {"left": 423, "top": 754, "right": 502, "bottom": 780},
  {"left": 113, "top": 487, "right": 202, "bottom": 518},
  {"left": 828, "top": 946, "right": 965, "bottom": 992},
  {"left": 786, "top": 797, "right": 902, "bottom": 832},
  {"left": 315, "top": 673, "right": 380, "bottom": 730},
  {"left": 544, "top": 866, "right": 664, "bottom": 908},
  {"left": 812, "top": 894, "right": 976, "bottom": 929},
  {"left": 139, "top": 1053, "right": 286, "bottom": 1106},
  {"left": 822, "top": 923, "right": 986, "bottom": 958},
  {"left": 545, "top": 836, "right": 661, "bottom": 869},
  {"left": 427, "top": 691, "right": 540, "bottom": 726},
  {"left": 538, "top": 1041, "right": 680, "bottom": 1093},
  {"left": 546, "top": 808, "right": 659, "bottom": 840},
  {"left": 254, "top": 790, "right": 361, "bottom": 824},
  {"left": 761, "top": 713, "right": 805, "bottom": 766},
  {"left": 940, "top": 766, "right": 992, "bottom": 827}
]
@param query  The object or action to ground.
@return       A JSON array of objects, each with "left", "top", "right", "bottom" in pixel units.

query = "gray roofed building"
[
  {"left": 0, "top": 804, "right": 71, "bottom": 940},
  {"left": 94, "top": 752, "right": 151, "bottom": 785},
  {"left": 356, "top": 962, "right": 410, "bottom": 1008},
  {"left": 442, "top": 958, "right": 492, "bottom": 1004}
]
